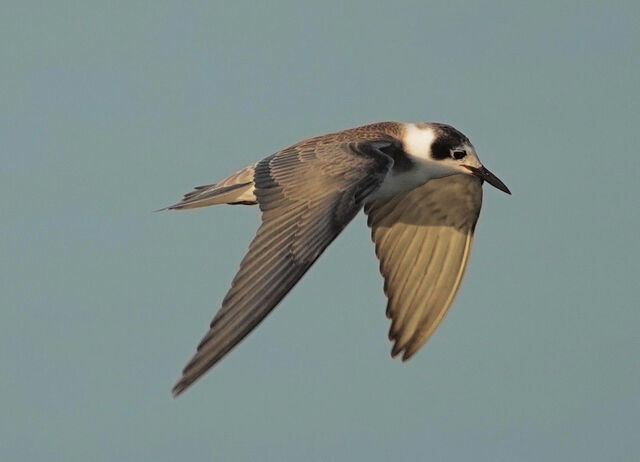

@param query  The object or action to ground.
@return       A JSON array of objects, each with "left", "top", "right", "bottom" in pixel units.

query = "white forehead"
[{"left": 401, "top": 123, "right": 436, "bottom": 160}]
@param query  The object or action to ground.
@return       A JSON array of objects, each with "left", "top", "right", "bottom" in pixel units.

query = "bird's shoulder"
[{"left": 265, "top": 122, "right": 405, "bottom": 173}]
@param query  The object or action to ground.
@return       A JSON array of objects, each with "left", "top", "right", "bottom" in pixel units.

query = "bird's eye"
[{"left": 452, "top": 150, "right": 466, "bottom": 160}]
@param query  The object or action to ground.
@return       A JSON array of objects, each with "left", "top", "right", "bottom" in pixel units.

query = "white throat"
[{"left": 366, "top": 123, "right": 468, "bottom": 202}]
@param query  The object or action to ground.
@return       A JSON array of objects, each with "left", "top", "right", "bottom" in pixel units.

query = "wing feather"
[
  {"left": 172, "top": 139, "right": 393, "bottom": 395},
  {"left": 365, "top": 174, "right": 483, "bottom": 361}
]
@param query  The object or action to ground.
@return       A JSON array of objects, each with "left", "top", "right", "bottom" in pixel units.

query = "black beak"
[{"left": 464, "top": 165, "right": 511, "bottom": 194}]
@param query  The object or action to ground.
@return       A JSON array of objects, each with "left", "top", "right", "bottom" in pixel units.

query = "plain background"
[{"left": 2, "top": 1, "right": 639, "bottom": 461}]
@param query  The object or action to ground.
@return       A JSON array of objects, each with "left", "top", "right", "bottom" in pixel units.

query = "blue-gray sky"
[{"left": 2, "top": 1, "right": 639, "bottom": 460}]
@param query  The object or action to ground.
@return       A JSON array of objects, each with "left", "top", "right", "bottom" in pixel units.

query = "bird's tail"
[{"left": 157, "top": 164, "right": 257, "bottom": 211}]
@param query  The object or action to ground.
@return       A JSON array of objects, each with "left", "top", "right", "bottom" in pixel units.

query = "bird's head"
[{"left": 403, "top": 122, "right": 511, "bottom": 194}]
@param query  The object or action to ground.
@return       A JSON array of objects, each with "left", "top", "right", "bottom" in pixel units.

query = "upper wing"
[
  {"left": 172, "top": 139, "right": 393, "bottom": 395},
  {"left": 365, "top": 174, "right": 483, "bottom": 360}
]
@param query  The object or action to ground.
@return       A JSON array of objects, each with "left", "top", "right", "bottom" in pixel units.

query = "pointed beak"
[{"left": 464, "top": 165, "right": 511, "bottom": 194}]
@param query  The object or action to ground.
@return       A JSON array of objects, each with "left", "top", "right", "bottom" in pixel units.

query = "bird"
[{"left": 162, "top": 121, "right": 510, "bottom": 396}]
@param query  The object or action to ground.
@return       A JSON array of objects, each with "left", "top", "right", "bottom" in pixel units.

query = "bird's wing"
[
  {"left": 173, "top": 139, "right": 394, "bottom": 395},
  {"left": 365, "top": 174, "right": 483, "bottom": 360}
]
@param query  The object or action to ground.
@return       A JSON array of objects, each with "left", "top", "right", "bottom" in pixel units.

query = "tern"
[{"left": 163, "top": 121, "right": 510, "bottom": 396}]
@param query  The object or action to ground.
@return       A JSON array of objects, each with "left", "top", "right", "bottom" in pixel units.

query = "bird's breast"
[{"left": 366, "top": 166, "right": 435, "bottom": 202}]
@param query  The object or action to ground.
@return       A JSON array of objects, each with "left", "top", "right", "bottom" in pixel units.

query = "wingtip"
[
  {"left": 390, "top": 341, "right": 419, "bottom": 362},
  {"left": 401, "top": 350, "right": 414, "bottom": 362},
  {"left": 172, "top": 369, "right": 200, "bottom": 397},
  {"left": 171, "top": 380, "right": 187, "bottom": 398},
  {"left": 390, "top": 343, "right": 403, "bottom": 358}
]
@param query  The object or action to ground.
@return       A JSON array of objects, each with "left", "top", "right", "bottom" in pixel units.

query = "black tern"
[{"left": 163, "top": 121, "right": 510, "bottom": 396}]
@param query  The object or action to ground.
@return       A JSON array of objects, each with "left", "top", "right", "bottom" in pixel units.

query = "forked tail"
[{"left": 157, "top": 164, "right": 257, "bottom": 211}]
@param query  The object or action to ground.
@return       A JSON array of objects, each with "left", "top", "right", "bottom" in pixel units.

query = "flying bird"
[{"left": 162, "top": 121, "right": 510, "bottom": 396}]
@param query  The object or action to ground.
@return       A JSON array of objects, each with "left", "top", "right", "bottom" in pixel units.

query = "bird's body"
[{"left": 164, "top": 121, "right": 510, "bottom": 396}]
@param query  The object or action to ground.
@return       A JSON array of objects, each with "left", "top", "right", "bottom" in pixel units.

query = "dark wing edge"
[
  {"left": 172, "top": 140, "right": 393, "bottom": 396},
  {"left": 365, "top": 174, "right": 483, "bottom": 361}
]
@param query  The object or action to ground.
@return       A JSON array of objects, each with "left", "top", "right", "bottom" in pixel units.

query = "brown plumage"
[
  {"left": 365, "top": 174, "right": 482, "bottom": 360},
  {"left": 162, "top": 121, "right": 509, "bottom": 396}
]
